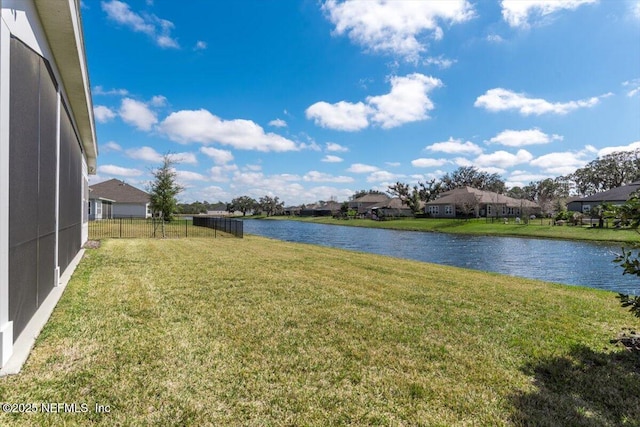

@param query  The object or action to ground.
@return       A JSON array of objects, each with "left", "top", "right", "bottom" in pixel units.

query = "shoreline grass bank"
[
  {"left": 1, "top": 236, "right": 639, "bottom": 425},
  {"left": 255, "top": 215, "right": 640, "bottom": 244}
]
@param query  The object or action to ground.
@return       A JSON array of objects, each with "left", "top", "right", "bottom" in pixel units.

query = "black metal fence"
[
  {"left": 192, "top": 216, "right": 243, "bottom": 238},
  {"left": 88, "top": 217, "right": 242, "bottom": 239}
]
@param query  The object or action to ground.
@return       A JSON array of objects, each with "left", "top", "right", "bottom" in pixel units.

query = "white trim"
[
  {"left": 54, "top": 89, "right": 61, "bottom": 285},
  {"left": 0, "top": 13, "right": 12, "bottom": 367}
]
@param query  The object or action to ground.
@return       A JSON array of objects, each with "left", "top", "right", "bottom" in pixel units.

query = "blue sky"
[{"left": 84, "top": 0, "right": 640, "bottom": 205}]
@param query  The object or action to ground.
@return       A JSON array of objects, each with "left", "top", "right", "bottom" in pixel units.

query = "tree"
[
  {"left": 149, "top": 154, "right": 183, "bottom": 226},
  {"left": 387, "top": 182, "right": 420, "bottom": 213},
  {"left": 258, "top": 195, "right": 285, "bottom": 217},
  {"left": 567, "top": 149, "right": 640, "bottom": 196},
  {"left": 441, "top": 166, "right": 505, "bottom": 193},
  {"left": 229, "top": 196, "right": 256, "bottom": 216},
  {"left": 350, "top": 189, "right": 386, "bottom": 200},
  {"left": 523, "top": 178, "right": 569, "bottom": 217},
  {"left": 388, "top": 179, "right": 443, "bottom": 214},
  {"left": 607, "top": 196, "right": 640, "bottom": 317}
]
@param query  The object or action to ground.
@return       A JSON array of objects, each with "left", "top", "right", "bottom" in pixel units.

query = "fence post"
[{"left": 119, "top": 217, "right": 122, "bottom": 238}]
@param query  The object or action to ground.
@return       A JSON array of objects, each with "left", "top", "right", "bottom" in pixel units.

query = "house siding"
[
  {"left": 113, "top": 203, "right": 150, "bottom": 218},
  {"left": 1, "top": 0, "right": 96, "bottom": 370}
]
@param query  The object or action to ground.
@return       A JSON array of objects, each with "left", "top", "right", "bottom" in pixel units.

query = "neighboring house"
[
  {"left": 284, "top": 206, "right": 302, "bottom": 216},
  {"left": 371, "top": 197, "right": 415, "bottom": 219},
  {"left": 567, "top": 181, "right": 640, "bottom": 214},
  {"left": 89, "top": 179, "right": 152, "bottom": 219},
  {"left": 348, "top": 193, "right": 392, "bottom": 216},
  {"left": 88, "top": 197, "right": 114, "bottom": 220},
  {"left": 206, "top": 203, "right": 229, "bottom": 216},
  {"left": 205, "top": 203, "right": 243, "bottom": 217},
  {"left": 425, "top": 187, "right": 540, "bottom": 218},
  {"left": 298, "top": 201, "right": 342, "bottom": 217},
  {"left": 1, "top": 0, "right": 97, "bottom": 370}
]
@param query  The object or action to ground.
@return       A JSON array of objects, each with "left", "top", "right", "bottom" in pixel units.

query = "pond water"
[{"left": 243, "top": 219, "right": 640, "bottom": 294}]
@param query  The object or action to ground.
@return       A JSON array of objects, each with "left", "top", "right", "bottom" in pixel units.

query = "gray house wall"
[{"left": 1, "top": 0, "right": 97, "bottom": 370}]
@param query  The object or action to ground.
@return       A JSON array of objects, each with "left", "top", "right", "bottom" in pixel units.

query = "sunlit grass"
[{"left": 1, "top": 237, "right": 638, "bottom": 425}]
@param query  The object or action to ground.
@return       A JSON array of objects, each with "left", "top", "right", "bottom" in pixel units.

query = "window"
[
  {"left": 444, "top": 205, "right": 453, "bottom": 215},
  {"left": 96, "top": 201, "right": 102, "bottom": 216},
  {"left": 428, "top": 205, "right": 439, "bottom": 215},
  {"left": 487, "top": 205, "right": 492, "bottom": 216},
  {"left": 88, "top": 201, "right": 91, "bottom": 216},
  {"left": 582, "top": 204, "right": 591, "bottom": 213}
]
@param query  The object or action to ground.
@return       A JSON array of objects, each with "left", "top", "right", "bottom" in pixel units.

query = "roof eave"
[{"left": 34, "top": 0, "right": 97, "bottom": 174}]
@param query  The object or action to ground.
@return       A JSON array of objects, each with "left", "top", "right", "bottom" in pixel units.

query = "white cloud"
[
  {"left": 423, "top": 55, "right": 456, "bottom": 69},
  {"left": 119, "top": 98, "right": 158, "bottom": 131},
  {"left": 488, "top": 128, "right": 563, "bottom": 147},
  {"left": 149, "top": 95, "right": 167, "bottom": 107},
  {"left": 175, "top": 170, "right": 208, "bottom": 182},
  {"left": 194, "top": 40, "right": 207, "bottom": 50},
  {"left": 305, "top": 101, "right": 372, "bottom": 131},
  {"left": 634, "top": 1, "right": 640, "bottom": 19},
  {"left": 170, "top": 152, "right": 198, "bottom": 164},
  {"left": 474, "top": 149, "right": 533, "bottom": 168},
  {"left": 98, "top": 164, "right": 143, "bottom": 177},
  {"left": 94, "top": 105, "right": 116, "bottom": 123},
  {"left": 93, "top": 85, "right": 129, "bottom": 96},
  {"left": 322, "top": 155, "right": 344, "bottom": 163},
  {"left": 159, "top": 109, "right": 299, "bottom": 152},
  {"left": 101, "top": 0, "right": 179, "bottom": 48},
  {"left": 501, "top": 0, "right": 597, "bottom": 28},
  {"left": 126, "top": 146, "right": 162, "bottom": 162},
  {"left": 508, "top": 170, "right": 553, "bottom": 183},
  {"left": 322, "top": 0, "right": 474, "bottom": 62},
  {"left": 103, "top": 141, "right": 122, "bottom": 152},
  {"left": 530, "top": 150, "right": 590, "bottom": 175},
  {"left": 367, "top": 74, "right": 442, "bottom": 128},
  {"left": 307, "top": 73, "right": 442, "bottom": 131},
  {"left": 126, "top": 146, "right": 198, "bottom": 164},
  {"left": 303, "top": 171, "right": 354, "bottom": 183},
  {"left": 474, "top": 88, "right": 608, "bottom": 115},
  {"left": 346, "top": 163, "right": 379, "bottom": 173},
  {"left": 326, "top": 142, "right": 349, "bottom": 152},
  {"left": 209, "top": 164, "right": 239, "bottom": 183},
  {"left": 268, "top": 118, "right": 288, "bottom": 128},
  {"left": 597, "top": 141, "right": 640, "bottom": 157},
  {"left": 411, "top": 158, "right": 448, "bottom": 168},
  {"left": 426, "top": 137, "right": 483, "bottom": 155},
  {"left": 487, "top": 34, "right": 504, "bottom": 43},
  {"left": 386, "top": 162, "right": 401, "bottom": 167},
  {"left": 200, "top": 147, "right": 234, "bottom": 164},
  {"left": 623, "top": 78, "right": 640, "bottom": 97},
  {"left": 366, "top": 170, "right": 402, "bottom": 183}
]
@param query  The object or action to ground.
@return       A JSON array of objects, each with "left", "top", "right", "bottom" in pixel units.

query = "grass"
[
  {"left": 1, "top": 236, "right": 639, "bottom": 425},
  {"left": 262, "top": 215, "right": 640, "bottom": 244}
]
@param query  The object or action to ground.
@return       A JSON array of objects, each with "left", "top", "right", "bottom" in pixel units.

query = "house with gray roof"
[
  {"left": 425, "top": 187, "right": 540, "bottom": 218},
  {"left": 89, "top": 179, "right": 152, "bottom": 219},
  {"left": 348, "top": 193, "right": 392, "bottom": 217},
  {"left": 567, "top": 181, "right": 640, "bottom": 214}
]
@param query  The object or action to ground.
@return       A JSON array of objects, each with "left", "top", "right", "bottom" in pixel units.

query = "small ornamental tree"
[
  {"left": 149, "top": 154, "right": 183, "bottom": 236},
  {"left": 608, "top": 196, "right": 640, "bottom": 317}
]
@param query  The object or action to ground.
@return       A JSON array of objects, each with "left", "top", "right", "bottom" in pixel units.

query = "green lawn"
[
  {"left": 1, "top": 237, "right": 639, "bottom": 426},
  {"left": 263, "top": 215, "right": 640, "bottom": 244}
]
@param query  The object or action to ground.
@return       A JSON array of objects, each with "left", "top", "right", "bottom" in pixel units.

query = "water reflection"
[{"left": 243, "top": 219, "right": 638, "bottom": 294}]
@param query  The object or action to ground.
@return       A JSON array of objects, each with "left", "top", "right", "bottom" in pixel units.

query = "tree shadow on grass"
[{"left": 511, "top": 345, "right": 640, "bottom": 426}]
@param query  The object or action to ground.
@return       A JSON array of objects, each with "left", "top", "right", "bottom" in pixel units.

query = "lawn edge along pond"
[
  {"left": 258, "top": 215, "right": 640, "bottom": 244},
  {"left": 1, "top": 237, "right": 639, "bottom": 426}
]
